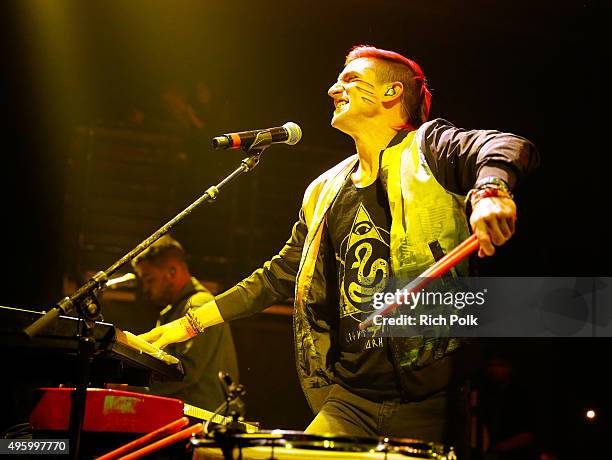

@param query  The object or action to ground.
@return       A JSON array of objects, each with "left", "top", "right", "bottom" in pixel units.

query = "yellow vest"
[
  {"left": 297, "top": 129, "right": 470, "bottom": 310},
  {"left": 383, "top": 129, "right": 470, "bottom": 281}
]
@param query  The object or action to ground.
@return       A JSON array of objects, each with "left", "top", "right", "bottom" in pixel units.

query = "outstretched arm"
[
  {"left": 138, "top": 300, "right": 223, "bottom": 349},
  {"left": 139, "top": 211, "right": 308, "bottom": 348}
]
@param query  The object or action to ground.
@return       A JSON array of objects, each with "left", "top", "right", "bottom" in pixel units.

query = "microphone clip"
[
  {"left": 245, "top": 130, "right": 273, "bottom": 154},
  {"left": 238, "top": 131, "right": 272, "bottom": 172}
]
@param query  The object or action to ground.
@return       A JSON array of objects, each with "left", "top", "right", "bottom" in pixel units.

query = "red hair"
[{"left": 345, "top": 45, "right": 432, "bottom": 128}]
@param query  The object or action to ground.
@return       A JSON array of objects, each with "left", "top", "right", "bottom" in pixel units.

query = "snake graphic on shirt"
[{"left": 338, "top": 203, "right": 390, "bottom": 322}]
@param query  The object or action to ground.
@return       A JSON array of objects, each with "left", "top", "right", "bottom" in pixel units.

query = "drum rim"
[{"left": 190, "top": 429, "right": 444, "bottom": 456}]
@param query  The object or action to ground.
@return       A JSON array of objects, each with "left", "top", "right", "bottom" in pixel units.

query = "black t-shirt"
[{"left": 327, "top": 172, "right": 401, "bottom": 401}]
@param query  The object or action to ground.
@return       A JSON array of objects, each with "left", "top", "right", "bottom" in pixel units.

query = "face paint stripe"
[{"left": 356, "top": 86, "right": 375, "bottom": 95}]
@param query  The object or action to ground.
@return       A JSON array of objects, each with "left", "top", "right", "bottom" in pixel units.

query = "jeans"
[{"left": 305, "top": 384, "right": 469, "bottom": 458}]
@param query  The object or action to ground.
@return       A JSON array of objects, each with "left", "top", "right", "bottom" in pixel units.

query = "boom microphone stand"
[{"left": 23, "top": 131, "right": 276, "bottom": 460}]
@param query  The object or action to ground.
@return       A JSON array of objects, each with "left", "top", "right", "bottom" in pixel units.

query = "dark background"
[{"left": 0, "top": 0, "right": 608, "bottom": 458}]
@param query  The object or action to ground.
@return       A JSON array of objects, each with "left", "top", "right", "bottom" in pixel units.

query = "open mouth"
[{"left": 335, "top": 100, "right": 348, "bottom": 111}]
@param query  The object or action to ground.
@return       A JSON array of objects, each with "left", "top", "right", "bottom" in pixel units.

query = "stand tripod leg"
[{"left": 68, "top": 322, "right": 96, "bottom": 460}]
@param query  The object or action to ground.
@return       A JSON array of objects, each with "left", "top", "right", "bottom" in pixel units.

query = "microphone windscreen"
[{"left": 282, "top": 122, "right": 302, "bottom": 145}]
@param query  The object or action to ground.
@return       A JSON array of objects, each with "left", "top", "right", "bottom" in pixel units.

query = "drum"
[{"left": 191, "top": 430, "right": 457, "bottom": 459}]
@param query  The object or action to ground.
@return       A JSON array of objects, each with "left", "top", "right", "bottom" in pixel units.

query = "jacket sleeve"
[
  {"left": 420, "top": 118, "right": 541, "bottom": 194},
  {"left": 214, "top": 208, "right": 307, "bottom": 321}
]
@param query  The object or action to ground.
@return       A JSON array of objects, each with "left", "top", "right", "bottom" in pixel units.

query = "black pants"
[{"left": 305, "top": 384, "right": 470, "bottom": 458}]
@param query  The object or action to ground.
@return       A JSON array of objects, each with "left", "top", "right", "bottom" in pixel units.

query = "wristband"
[
  {"left": 468, "top": 187, "right": 513, "bottom": 208},
  {"left": 179, "top": 316, "right": 199, "bottom": 338},
  {"left": 466, "top": 176, "right": 513, "bottom": 207},
  {"left": 186, "top": 308, "right": 206, "bottom": 334},
  {"left": 473, "top": 176, "right": 510, "bottom": 192}
]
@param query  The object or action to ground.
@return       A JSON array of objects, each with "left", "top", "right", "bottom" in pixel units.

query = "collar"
[
  {"left": 377, "top": 128, "right": 411, "bottom": 172},
  {"left": 386, "top": 128, "right": 411, "bottom": 149}
]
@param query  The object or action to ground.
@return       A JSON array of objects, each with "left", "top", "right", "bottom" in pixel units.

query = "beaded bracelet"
[
  {"left": 186, "top": 308, "right": 206, "bottom": 334},
  {"left": 466, "top": 176, "right": 513, "bottom": 207},
  {"left": 468, "top": 187, "right": 513, "bottom": 208},
  {"left": 179, "top": 316, "right": 199, "bottom": 338},
  {"left": 473, "top": 176, "right": 510, "bottom": 192}
]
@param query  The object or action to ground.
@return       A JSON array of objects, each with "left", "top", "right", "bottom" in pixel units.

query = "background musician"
[{"left": 132, "top": 235, "right": 239, "bottom": 411}]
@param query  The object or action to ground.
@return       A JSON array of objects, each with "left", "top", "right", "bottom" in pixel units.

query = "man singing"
[{"left": 140, "top": 46, "right": 539, "bottom": 455}]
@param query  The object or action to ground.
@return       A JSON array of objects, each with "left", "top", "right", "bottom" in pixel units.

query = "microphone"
[
  {"left": 105, "top": 272, "right": 136, "bottom": 289},
  {"left": 212, "top": 122, "right": 302, "bottom": 150}
]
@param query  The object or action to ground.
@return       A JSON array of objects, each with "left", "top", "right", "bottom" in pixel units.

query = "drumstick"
[
  {"left": 117, "top": 423, "right": 203, "bottom": 460},
  {"left": 96, "top": 417, "right": 189, "bottom": 460},
  {"left": 358, "top": 234, "right": 480, "bottom": 330}
]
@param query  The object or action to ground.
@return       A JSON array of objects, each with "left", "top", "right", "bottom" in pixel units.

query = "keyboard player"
[{"left": 131, "top": 235, "right": 239, "bottom": 411}]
